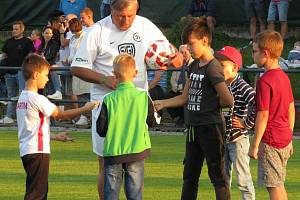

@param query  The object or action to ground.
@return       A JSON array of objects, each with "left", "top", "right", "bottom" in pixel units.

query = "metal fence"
[{"left": 0, "top": 66, "right": 299, "bottom": 107}]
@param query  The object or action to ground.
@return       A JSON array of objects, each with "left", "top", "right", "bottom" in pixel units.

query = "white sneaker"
[
  {"left": 0, "top": 101, "right": 8, "bottom": 105},
  {"left": 0, "top": 116, "right": 14, "bottom": 124},
  {"left": 75, "top": 115, "right": 88, "bottom": 126},
  {"left": 47, "top": 91, "right": 62, "bottom": 100},
  {"left": 11, "top": 95, "right": 20, "bottom": 101}
]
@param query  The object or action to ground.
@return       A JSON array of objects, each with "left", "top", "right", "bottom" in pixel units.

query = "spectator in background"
[
  {"left": 267, "top": 0, "right": 290, "bottom": 39},
  {"left": 0, "top": 21, "right": 34, "bottom": 124},
  {"left": 48, "top": 17, "right": 62, "bottom": 46},
  {"left": 80, "top": 7, "right": 95, "bottom": 30},
  {"left": 167, "top": 44, "right": 193, "bottom": 126},
  {"left": 39, "top": 26, "right": 62, "bottom": 100},
  {"left": 59, "top": 0, "right": 87, "bottom": 17},
  {"left": 29, "top": 29, "right": 42, "bottom": 54},
  {"left": 68, "top": 18, "right": 91, "bottom": 126},
  {"left": 100, "top": 0, "right": 111, "bottom": 19},
  {"left": 188, "top": 0, "right": 216, "bottom": 31},
  {"left": 244, "top": 0, "right": 266, "bottom": 41}
]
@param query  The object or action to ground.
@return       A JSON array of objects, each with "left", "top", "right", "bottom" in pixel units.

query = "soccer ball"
[{"left": 145, "top": 40, "right": 176, "bottom": 70}]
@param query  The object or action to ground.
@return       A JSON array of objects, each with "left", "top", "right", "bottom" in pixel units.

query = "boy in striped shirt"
[{"left": 215, "top": 46, "right": 256, "bottom": 200}]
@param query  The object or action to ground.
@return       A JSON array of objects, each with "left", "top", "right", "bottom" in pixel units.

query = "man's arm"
[
  {"left": 214, "top": 82, "right": 234, "bottom": 108},
  {"left": 148, "top": 71, "right": 161, "bottom": 90},
  {"left": 71, "top": 67, "right": 117, "bottom": 90},
  {"left": 248, "top": 111, "right": 269, "bottom": 160}
]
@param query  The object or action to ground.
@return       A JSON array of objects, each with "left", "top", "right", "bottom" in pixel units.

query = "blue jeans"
[
  {"left": 4, "top": 73, "right": 18, "bottom": 118},
  {"left": 225, "top": 137, "right": 255, "bottom": 200},
  {"left": 100, "top": 3, "right": 111, "bottom": 19},
  {"left": 18, "top": 71, "right": 25, "bottom": 92},
  {"left": 104, "top": 160, "right": 144, "bottom": 200}
]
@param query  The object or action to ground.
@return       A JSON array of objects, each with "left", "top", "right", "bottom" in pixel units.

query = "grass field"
[{"left": 1, "top": 131, "right": 300, "bottom": 200}]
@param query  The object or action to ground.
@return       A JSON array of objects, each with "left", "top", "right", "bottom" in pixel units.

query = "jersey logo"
[
  {"left": 133, "top": 32, "right": 141, "bottom": 42},
  {"left": 118, "top": 43, "right": 135, "bottom": 56}
]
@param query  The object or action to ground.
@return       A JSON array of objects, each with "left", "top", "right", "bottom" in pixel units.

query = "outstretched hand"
[
  {"left": 85, "top": 101, "right": 100, "bottom": 110},
  {"left": 52, "top": 132, "right": 74, "bottom": 142},
  {"left": 153, "top": 100, "right": 164, "bottom": 111}
]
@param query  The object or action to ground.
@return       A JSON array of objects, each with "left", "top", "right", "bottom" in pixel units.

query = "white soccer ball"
[{"left": 145, "top": 40, "right": 176, "bottom": 70}]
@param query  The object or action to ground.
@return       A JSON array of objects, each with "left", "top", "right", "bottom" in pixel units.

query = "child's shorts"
[
  {"left": 267, "top": 1, "right": 289, "bottom": 22},
  {"left": 258, "top": 142, "right": 292, "bottom": 187}
]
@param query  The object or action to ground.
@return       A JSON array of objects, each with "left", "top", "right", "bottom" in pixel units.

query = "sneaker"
[
  {"left": 47, "top": 91, "right": 62, "bottom": 100},
  {"left": 75, "top": 115, "right": 88, "bottom": 126},
  {"left": 0, "top": 116, "right": 14, "bottom": 124},
  {"left": 0, "top": 101, "right": 8, "bottom": 105},
  {"left": 11, "top": 95, "right": 19, "bottom": 101}
]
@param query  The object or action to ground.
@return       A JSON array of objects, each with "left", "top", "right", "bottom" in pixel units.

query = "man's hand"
[
  {"left": 103, "top": 75, "right": 118, "bottom": 90},
  {"left": 232, "top": 116, "right": 245, "bottom": 129},
  {"left": 248, "top": 145, "right": 259, "bottom": 160},
  {"left": 153, "top": 100, "right": 164, "bottom": 111},
  {"left": 85, "top": 101, "right": 100, "bottom": 110}
]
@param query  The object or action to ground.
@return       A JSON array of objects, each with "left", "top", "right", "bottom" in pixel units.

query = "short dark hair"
[
  {"left": 22, "top": 54, "right": 50, "bottom": 81},
  {"left": 69, "top": 18, "right": 82, "bottom": 33},
  {"left": 12, "top": 21, "right": 25, "bottom": 31},
  {"left": 181, "top": 17, "right": 212, "bottom": 45}
]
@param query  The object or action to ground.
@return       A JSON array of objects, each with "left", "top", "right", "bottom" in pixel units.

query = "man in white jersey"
[{"left": 71, "top": 0, "right": 183, "bottom": 199}]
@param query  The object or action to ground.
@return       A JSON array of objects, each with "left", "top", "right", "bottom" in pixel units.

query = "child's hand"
[
  {"left": 153, "top": 100, "right": 164, "bottom": 111},
  {"left": 248, "top": 145, "right": 258, "bottom": 160},
  {"left": 232, "top": 116, "right": 245, "bottom": 129},
  {"left": 85, "top": 101, "right": 100, "bottom": 110},
  {"left": 52, "top": 132, "right": 74, "bottom": 142}
]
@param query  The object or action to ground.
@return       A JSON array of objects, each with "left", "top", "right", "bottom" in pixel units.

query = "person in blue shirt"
[{"left": 59, "top": 0, "right": 87, "bottom": 17}]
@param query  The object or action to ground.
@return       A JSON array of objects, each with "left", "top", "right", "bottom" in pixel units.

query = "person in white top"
[
  {"left": 17, "top": 54, "right": 98, "bottom": 200},
  {"left": 71, "top": 0, "right": 183, "bottom": 199},
  {"left": 80, "top": 7, "right": 95, "bottom": 31}
]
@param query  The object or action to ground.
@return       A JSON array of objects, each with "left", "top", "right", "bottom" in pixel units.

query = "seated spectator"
[
  {"left": 59, "top": 0, "right": 87, "bottom": 17},
  {"left": 188, "top": 0, "right": 216, "bottom": 31},
  {"left": 167, "top": 45, "right": 193, "bottom": 125},
  {"left": 287, "top": 41, "right": 300, "bottom": 64},
  {"left": 68, "top": 18, "right": 91, "bottom": 126},
  {"left": 38, "top": 26, "right": 62, "bottom": 99},
  {"left": 244, "top": 0, "right": 266, "bottom": 40},
  {"left": 29, "top": 29, "right": 42, "bottom": 54},
  {"left": 267, "top": 0, "right": 290, "bottom": 39},
  {"left": 0, "top": 21, "right": 34, "bottom": 124}
]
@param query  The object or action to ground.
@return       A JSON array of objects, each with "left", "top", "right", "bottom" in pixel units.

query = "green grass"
[{"left": 1, "top": 131, "right": 300, "bottom": 199}]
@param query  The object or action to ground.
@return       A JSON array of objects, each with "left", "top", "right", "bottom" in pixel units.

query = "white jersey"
[
  {"left": 71, "top": 15, "right": 167, "bottom": 156},
  {"left": 17, "top": 91, "right": 56, "bottom": 157}
]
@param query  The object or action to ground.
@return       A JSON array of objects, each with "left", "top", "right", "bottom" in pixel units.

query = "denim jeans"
[
  {"left": 18, "top": 71, "right": 25, "bottom": 92},
  {"left": 4, "top": 73, "right": 18, "bottom": 118},
  {"left": 49, "top": 72, "right": 61, "bottom": 93},
  {"left": 225, "top": 137, "right": 255, "bottom": 200},
  {"left": 267, "top": 1, "right": 289, "bottom": 22},
  {"left": 104, "top": 160, "right": 144, "bottom": 200},
  {"left": 181, "top": 124, "right": 231, "bottom": 200}
]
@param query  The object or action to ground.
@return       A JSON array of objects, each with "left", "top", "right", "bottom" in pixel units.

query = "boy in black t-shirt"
[{"left": 154, "top": 18, "right": 233, "bottom": 200}]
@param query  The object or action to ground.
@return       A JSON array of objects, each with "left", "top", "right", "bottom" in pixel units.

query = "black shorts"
[{"left": 21, "top": 153, "right": 50, "bottom": 200}]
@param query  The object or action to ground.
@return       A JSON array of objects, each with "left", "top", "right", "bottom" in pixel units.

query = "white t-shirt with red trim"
[{"left": 17, "top": 90, "right": 56, "bottom": 157}]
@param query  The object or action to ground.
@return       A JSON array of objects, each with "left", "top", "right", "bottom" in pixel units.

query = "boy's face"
[
  {"left": 252, "top": 42, "right": 267, "bottom": 68},
  {"left": 187, "top": 32, "right": 207, "bottom": 59},
  {"left": 219, "top": 60, "right": 237, "bottom": 81},
  {"left": 37, "top": 68, "right": 49, "bottom": 89}
]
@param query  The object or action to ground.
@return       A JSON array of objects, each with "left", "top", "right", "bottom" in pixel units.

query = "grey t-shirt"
[{"left": 187, "top": 58, "right": 225, "bottom": 125}]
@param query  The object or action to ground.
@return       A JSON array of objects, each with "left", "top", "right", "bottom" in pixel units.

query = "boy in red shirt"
[{"left": 249, "top": 30, "right": 295, "bottom": 200}]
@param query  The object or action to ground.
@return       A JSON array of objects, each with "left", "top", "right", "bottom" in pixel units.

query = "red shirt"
[{"left": 256, "top": 68, "right": 294, "bottom": 148}]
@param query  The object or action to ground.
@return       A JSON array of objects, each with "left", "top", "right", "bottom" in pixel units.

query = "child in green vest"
[{"left": 96, "top": 53, "right": 156, "bottom": 200}]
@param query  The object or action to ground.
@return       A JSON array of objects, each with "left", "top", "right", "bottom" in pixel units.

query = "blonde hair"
[
  {"left": 22, "top": 54, "right": 50, "bottom": 81},
  {"left": 111, "top": 0, "right": 138, "bottom": 11},
  {"left": 113, "top": 53, "right": 136, "bottom": 80},
  {"left": 253, "top": 30, "right": 283, "bottom": 59}
]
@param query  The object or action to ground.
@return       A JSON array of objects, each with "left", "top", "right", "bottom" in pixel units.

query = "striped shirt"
[{"left": 222, "top": 75, "right": 256, "bottom": 142}]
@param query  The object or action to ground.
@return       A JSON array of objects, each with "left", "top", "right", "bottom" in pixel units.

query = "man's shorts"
[
  {"left": 244, "top": 0, "right": 266, "bottom": 19},
  {"left": 258, "top": 142, "right": 292, "bottom": 187},
  {"left": 267, "top": 1, "right": 289, "bottom": 22}
]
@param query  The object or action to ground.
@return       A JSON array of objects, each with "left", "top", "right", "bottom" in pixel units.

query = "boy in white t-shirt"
[{"left": 17, "top": 54, "right": 98, "bottom": 200}]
